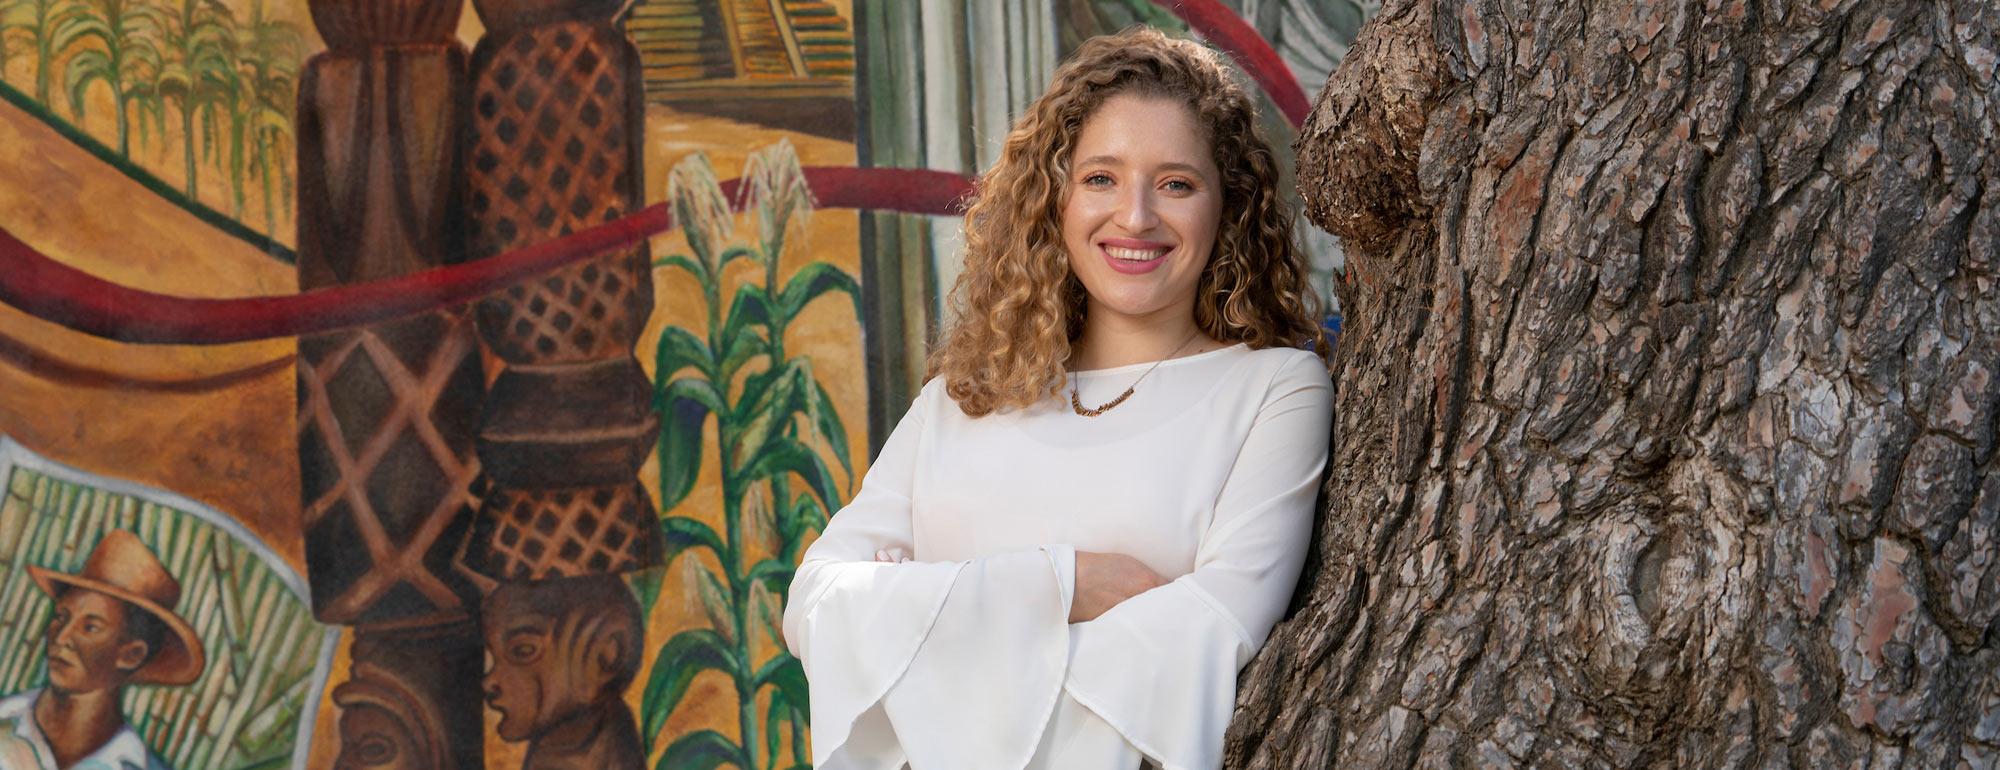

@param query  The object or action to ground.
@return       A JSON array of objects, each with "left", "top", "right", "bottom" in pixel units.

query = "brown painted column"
[
  {"left": 295, "top": 2, "right": 485, "bottom": 768},
  {"left": 457, "top": 1, "right": 660, "bottom": 764},
  {"left": 458, "top": 0, "right": 661, "bottom": 583}
]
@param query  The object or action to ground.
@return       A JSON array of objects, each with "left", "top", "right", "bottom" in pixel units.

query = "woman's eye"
[
  {"left": 1163, "top": 179, "right": 1194, "bottom": 192},
  {"left": 1082, "top": 173, "right": 1113, "bottom": 187}
]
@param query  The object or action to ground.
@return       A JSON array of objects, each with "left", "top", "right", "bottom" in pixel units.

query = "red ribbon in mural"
[
  {"left": 0, "top": 167, "right": 974, "bottom": 345},
  {"left": 0, "top": 7, "right": 1311, "bottom": 347},
  {"left": 1158, "top": 0, "right": 1313, "bottom": 127}
]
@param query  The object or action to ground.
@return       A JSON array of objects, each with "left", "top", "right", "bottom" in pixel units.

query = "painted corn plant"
[{"left": 644, "top": 140, "right": 859, "bottom": 770}]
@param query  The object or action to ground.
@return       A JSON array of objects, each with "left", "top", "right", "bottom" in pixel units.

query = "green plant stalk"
[
  {"left": 737, "top": 181, "right": 807, "bottom": 769},
  {"left": 652, "top": 147, "right": 852, "bottom": 768},
  {"left": 707, "top": 209, "right": 762, "bottom": 770}
]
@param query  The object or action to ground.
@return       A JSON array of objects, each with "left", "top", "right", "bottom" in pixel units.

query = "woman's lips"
[{"left": 1100, "top": 239, "right": 1171, "bottom": 274}]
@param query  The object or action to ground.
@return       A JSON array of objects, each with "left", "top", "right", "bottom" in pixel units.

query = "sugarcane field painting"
[{"left": 0, "top": 0, "right": 1360, "bottom": 766}]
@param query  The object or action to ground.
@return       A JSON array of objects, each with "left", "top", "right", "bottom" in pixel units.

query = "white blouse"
[{"left": 782, "top": 342, "right": 1334, "bottom": 770}]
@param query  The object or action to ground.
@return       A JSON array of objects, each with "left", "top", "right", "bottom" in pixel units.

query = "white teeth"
[{"left": 1105, "top": 246, "right": 1168, "bottom": 261}]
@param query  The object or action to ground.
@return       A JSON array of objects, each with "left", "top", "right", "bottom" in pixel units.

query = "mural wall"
[{"left": 0, "top": 0, "right": 1368, "bottom": 767}]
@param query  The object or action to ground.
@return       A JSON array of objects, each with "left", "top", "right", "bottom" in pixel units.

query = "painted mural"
[{"left": 0, "top": 0, "right": 1368, "bottom": 767}]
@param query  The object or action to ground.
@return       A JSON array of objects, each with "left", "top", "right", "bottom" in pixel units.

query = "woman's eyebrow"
[{"left": 1076, "top": 155, "right": 1208, "bottom": 177}]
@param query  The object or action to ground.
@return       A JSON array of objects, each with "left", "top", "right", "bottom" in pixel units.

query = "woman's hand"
[
  {"left": 873, "top": 547, "right": 912, "bottom": 563},
  {"left": 1070, "top": 551, "right": 1165, "bottom": 623}
]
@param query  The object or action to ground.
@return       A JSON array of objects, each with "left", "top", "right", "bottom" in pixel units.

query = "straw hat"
[{"left": 28, "top": 530, "right": 207, "bottom": 686}]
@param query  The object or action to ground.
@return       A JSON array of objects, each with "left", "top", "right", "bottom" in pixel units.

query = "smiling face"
[
  {"left": 1062, "top": 93, "right": 1223, "bottom": 332},
  {"left": 44, "top": 588, "right": 150, "bottom": 695}
]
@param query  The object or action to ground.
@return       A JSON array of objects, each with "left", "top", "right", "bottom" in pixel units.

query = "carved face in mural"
[
  {"left": 331, "top": 667, "right": 445, "bottom": 770},
  {"left": 1061, "top": 93, "right": 1223, "bottom": 331},
  {"left": 44, "top": 588, "right": 154, "bottom": 695},
  {"left": 480, "top": 576, "right": 642, "bottom": 742},
  {"left": 334, "top": 702, "right": 419, "bottom": 770}
]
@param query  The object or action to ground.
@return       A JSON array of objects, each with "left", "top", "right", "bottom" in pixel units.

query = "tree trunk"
[{"left": 1226, "top": 0, "right": 2000, "bottom": 767}]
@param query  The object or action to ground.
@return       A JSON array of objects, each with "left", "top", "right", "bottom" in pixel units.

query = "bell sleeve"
[
  {"left": 782, "top": 379, "right": 1078, "bottom": 770},
  {"left": 1061, "top": 352, "right": 1334, "bottom": 770}
]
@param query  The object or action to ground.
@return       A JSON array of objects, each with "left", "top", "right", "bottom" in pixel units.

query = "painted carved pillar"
[
  {"left": 458, "top": 0, "right": 662, "bottom": 586},
  {"left": 457, "top": 3, "right": 658, "bottom": 764},
  {"left": 331, "top": 622, "right": 486, "bottom": 770},
  {"left": 296, "top": 2, "right": 484, "bottom": 768}
]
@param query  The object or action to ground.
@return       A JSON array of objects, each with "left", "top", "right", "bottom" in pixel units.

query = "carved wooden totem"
[
  {"left": 296, "top": 1, "right": 485, "bottom": 767},
  {"left": 459, "top": 0, "right": 662, "bottom": 586},
  {"left": 458, "top": 2, "right": 659, "bottom": 764}
]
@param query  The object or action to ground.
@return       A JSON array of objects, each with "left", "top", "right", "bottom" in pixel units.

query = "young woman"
[{"left": 782, "top": 27, "right": 1333, "bottom": 770}]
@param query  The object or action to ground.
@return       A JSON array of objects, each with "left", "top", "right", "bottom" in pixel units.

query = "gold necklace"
[{"left": 1069, "top": 329, "right": 1203, "bottom": 417}]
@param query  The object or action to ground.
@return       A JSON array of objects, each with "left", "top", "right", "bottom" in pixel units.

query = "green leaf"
[
  {"left": 48, "top": 11, "right": 110, "bottom": 56},
  {"left": 716, "top": 325, "right": 769, "bottom": 387},
  {"left": 653, "top": 253, "right": 710, "bottom": 287},
  {"left": 729, "top": 360, "right": 809, "bottom": 470},
  {"left": 631, "top": 568, "right": 664, "bottom": 625},
  {"left": 654, "top": 377, "right": 724, "bottom": 511},
  {"left": 653, "top": 729, "right": 746, "bottom": 770},
  {"left": 659, "top": 515, "right": 724, "bottom": 569},
  {"left": 61, "top": 47, "right": 111, "bottom": 115},
  {"left": 746, "top": 558, "right": 795, "bottom": 601},
  {"left": 789, "top": 701, "right": 809, "bottom": 766},
  {"left": 763, "top": 689, "right": 790, "bottom": 770},
  {"left": 639, "top": 630, "right": 743, "bottom": 742},
  {"left": 731, "top": 359, "right": 794, "bottom": 426},
  {"left": 719, "top": 283, "right": 772, "bottom": 353},
  {"left": 654, "top": 325, "right": 717, "bottom": 383},
  {"left": 777, "top": 262, "right": 861, "bottom": 323},
  {"left": 803, "top": 375, "right": 853, "bottom": 494},
  {"left": 718, "top": 244, "right": 760, "bottom": 273},
  {"left": 753, "top": 655, "right": 810, "bottom": 717},
  {"left": 779, "top": 493, "right": 828, "bottom": 563},
  {"left": 739, "top": 436, "right": 840, "bottom": 521}
]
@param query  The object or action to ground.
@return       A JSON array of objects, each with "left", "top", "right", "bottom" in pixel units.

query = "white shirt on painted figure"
[
  {"left": 782, "top": 342, "right": 1334, "bottom": 770},
  {"left": 0, "top": 690, "right": 171, "bottom": 770}
]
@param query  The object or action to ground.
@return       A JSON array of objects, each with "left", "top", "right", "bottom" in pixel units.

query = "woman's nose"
[{"left": 1117, "top": 188, "right": 1160, "bottom": 232}]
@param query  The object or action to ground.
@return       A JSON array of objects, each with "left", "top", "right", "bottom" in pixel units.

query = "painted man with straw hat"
[{"left": 0, "top": 529, "right": 206, "bottom": 770}]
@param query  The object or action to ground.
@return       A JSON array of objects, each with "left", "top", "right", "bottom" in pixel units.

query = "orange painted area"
[{"left": 0, "top": 96, "right": 303, "bottom": 569}]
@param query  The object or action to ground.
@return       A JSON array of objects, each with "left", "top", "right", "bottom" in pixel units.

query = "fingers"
[{"left": 873, "top": 547, "right": 912, "bottom": 563}]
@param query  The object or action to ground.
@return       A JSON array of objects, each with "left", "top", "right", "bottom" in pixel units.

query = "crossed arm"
[{"left": 782, "top": 355, "right": 1332, "bottom": 770}]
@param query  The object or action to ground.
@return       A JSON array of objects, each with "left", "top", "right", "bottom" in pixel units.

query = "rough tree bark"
[{"left": 1225, "top": 0, "right": 2000, "bottom": 767}]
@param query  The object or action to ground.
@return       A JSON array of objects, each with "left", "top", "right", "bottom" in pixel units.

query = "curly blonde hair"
[{"left": 925, "top": 26, "right": 1330, "bottom": 417}]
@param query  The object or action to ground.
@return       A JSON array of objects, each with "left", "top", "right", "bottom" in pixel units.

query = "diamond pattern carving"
[
  {"left": 297, "top": 310, "right": 485, "bottom": 623},
  {"left": 475, "top": 249, "right": 652, "bottom": 363},
  {"left": 459, "top": 482, "right": 662, "bottom": 582},
  {"left": 468, "top": 20, "right": 649, "bottom": 364}
]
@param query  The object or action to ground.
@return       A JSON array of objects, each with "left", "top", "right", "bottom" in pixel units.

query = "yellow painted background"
[{"left": 0, "top": 2, "right": 863, "bottom": 766}]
